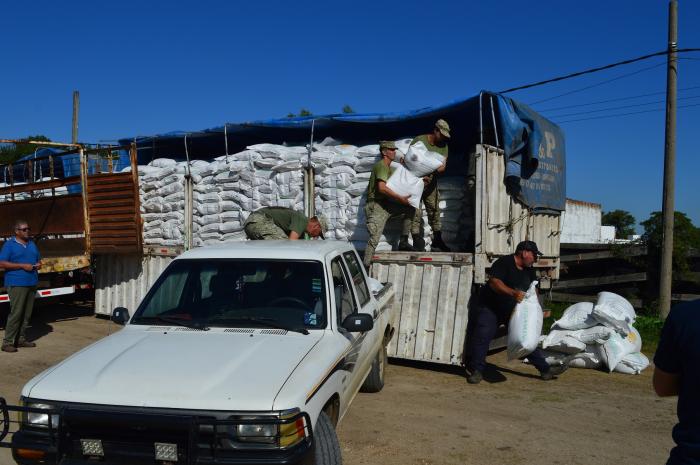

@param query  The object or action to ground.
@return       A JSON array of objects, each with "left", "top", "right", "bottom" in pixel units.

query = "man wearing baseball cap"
[
  {"left": 363, "top": 140, "right": 416, "bottom": 268},
  {"left": 409, "top": 119, "right": 451, "bottom": 252},
  {"left": 465, "top": 240, "right": 567, "bottom": 384}
]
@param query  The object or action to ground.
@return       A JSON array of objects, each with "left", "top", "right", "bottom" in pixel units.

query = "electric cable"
[
  {"left": 544, "top": 95, "right": 700, "bottom": 119},
  {"left": 536, "top": 85, "right": 700, "bottom": 112},
  {"left": 555, "top": 102, "right": 700, "bottom": 124}
]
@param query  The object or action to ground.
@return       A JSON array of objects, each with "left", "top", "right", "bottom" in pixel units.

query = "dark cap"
[{"left": 515, "top": 240, "right": 543, "bottom": 257}]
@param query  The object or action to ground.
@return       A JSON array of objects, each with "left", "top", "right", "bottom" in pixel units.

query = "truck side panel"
[{"left": 370, "top": 253, "right": 473, "bottom": 366}]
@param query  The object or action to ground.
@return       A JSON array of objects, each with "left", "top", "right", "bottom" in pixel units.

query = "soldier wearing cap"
[
  {"left": 362, "top": 140, "right": 415, "bottom": 268},
  {"left": 410, "top": 119, "right": 451, "bottom": 252},
  {"left": 244, "top": 207, "right": 327, "bottom": 240},
  {"left": 465, "top": 240, "right": 567, "bottom": 384}
]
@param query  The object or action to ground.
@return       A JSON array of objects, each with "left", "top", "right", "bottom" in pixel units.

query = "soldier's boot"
[
  {"left": 431, "top": 231, "right": 451, "bottom": 252},
  {"left": 397, "top": 235, "right": 417, "bottom": 252},
  {"left": 412, "top": 234, "right": 426, "bottom": 252}
]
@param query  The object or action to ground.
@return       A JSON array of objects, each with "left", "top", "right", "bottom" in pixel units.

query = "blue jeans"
[{"left": 466, "top": 303, "right": 549, "bottom": 374}]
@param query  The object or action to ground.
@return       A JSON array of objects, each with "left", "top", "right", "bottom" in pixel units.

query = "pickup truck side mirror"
[
  {"left": 341, "top": 313, "right": 373, "bottom": 333},
  {"left": 111, "top": 307, "right": 130, "bottom": 325}
]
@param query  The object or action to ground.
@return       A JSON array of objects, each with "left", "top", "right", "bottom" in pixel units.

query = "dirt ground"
[{"left": 0, "top": 302, "right": 678, "bottom": 465}]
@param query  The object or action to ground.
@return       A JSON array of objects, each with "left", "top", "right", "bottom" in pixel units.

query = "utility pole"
[
  {"left": 72, "top": 90, "right": 80, "bottom": 144},
  {"left": 659, "top": 0, "right": 678, "bottom": 319}
]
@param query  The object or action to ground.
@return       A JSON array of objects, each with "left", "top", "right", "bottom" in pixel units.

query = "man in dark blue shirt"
[
  {"left": 0, "top": 220, "right": 41, "bottom": 353},
  {"left": 654, "top": 299, "right": 700, "bottom": 464}
]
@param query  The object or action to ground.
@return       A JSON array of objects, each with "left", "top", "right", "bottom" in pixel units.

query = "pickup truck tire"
[
  {"left": 314, "top": 411, "right": 342, "bottom": 465},
  {"left": 360, "top": 344, "right": 386, "bottom": 393}
]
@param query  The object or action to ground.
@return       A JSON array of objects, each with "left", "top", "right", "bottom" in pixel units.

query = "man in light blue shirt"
[{"left": 0, "top": 219, "right": 41, "bottom": 353}]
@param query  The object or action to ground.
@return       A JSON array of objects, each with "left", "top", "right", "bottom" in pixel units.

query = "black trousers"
[{"left": 466, "top": 303, "right": 550, "bottom": 374}]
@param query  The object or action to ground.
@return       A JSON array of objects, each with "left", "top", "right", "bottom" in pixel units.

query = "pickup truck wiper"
[
  {"left": 212, "top": 316, "right": 309, "bottom": 335},
  {"left": 140, "top": 315, "right": 210, "bottom": 331}
]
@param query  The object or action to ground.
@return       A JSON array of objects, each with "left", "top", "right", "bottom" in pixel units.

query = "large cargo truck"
[{"left": 1, "top": 91, "right": 565, "bottom": 366}]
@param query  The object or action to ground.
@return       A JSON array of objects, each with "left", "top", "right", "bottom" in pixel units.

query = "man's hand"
[
  {"left": 422, "top": 176, "right": 430, "bottom": 185},
  {"left": 400, "top": 194, "right": 411, "bottom": 206},
  {"left": 34, "top": 262, "right": 42, "bottom": 271},
  {"left": 22, "top": 264, "right": 34, "bottom": 272},
  {"left": 512, "top": 289, "right": 526, "bottom": 303}
]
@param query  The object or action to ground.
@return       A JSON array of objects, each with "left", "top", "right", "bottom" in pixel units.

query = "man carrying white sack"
[
  {"left": 410, "top": 119, "right": 451, "bottom": 252},
  {"left": 244, "top": 206, "right": 327, "bottom": 240},
  {"left": 465, "top": 240, "right": 567, "bottom": 384},
  {"left": 362, "top": 140, "right": 415, "bottom": 269}
]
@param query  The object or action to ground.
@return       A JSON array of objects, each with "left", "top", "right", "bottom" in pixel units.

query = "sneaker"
[
  {"left": 1, "top": 344, "right": 17, "bottom": 353},
  {"left": 17, "top": 340, "right": 36, "bottom": 348},
  {"left": 541, "top": 364, "right": 568, "bottom": 381},
  {"left": 467, "top": 370, "right": 483, "bottom": 384}
]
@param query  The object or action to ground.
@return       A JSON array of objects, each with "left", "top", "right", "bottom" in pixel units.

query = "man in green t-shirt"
[
  {"left": 244, "top": 207, "right": 327, "bottom": 240},
  {"left": 363, "top": 140, "right": 415, "bottom": 268},
  {"left": 410, "top": 119, "right": 451, "bottom": 252}
]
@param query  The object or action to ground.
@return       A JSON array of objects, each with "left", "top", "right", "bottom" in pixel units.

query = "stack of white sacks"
[
  {"left": 127, "top": 139, "right": 468, "bottom": 251},
  {"left": 540, "top": 292, "right": 650, "bottom": 374}
]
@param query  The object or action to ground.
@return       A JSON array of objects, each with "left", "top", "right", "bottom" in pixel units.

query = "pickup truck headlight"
[
  {"left": 23, "top": 402, "right": 60, "bottom": 429},
  {"left": 226, "top": 410, "right": 308, "bottom": 448}
]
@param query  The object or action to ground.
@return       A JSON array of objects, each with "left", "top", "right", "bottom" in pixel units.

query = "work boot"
[
  {"left": 541, "top": 364, "right": 568, "bottom": 381},
  {"left": 466, "top": 370, "right": 483, "bottom": 385},
  {"left": 431, "top": 231, "right": 451, "bottom": 252},
  {"left": 397, "top": 235, "right": 416, "bottom": 252},
  {"left": 1, "top": 344, "right": 17, "bottom": 353},
  {"left": 17, "top": 340, "right": 36, "bottom": 348},
  {"left": 412, "top": 234, "right": 426, "bottom": 252}
]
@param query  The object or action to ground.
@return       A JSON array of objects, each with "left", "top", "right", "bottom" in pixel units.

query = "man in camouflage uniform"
[
  {"left": 363, "top": 140, "right": 415, "bottom": 268},
  {"left": 410, "top": 119, "right": 451, "bottom": 252},
  {"left": 244, "top": 206, "right": 327, "bottom": 240}
]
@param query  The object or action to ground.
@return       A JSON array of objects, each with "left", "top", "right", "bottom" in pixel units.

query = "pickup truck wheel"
[
  {"left": 314, "top": 411, "right": 342, "bottom": 465},
  {"left": 360, "top": 344, "right": 386, "bottom": 393}
]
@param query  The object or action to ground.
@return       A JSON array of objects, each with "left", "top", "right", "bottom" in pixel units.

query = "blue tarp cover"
[{"left": 119, "top": 91, "right": 566, "bottom": 211}]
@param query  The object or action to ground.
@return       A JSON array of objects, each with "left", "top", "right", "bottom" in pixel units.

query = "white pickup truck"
[{"left": 2, "top": 241, "right": 395, "bottom": 465}]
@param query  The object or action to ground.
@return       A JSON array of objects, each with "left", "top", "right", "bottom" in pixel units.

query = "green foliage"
[
  {"left": 0, "top": 135, "right": 51, "bottom": 164},
  {"left": 298, "top": 108, "right": 312, "bottom": 117},
  {"left": 635, "top": 315, "right": 663, "bottom": 353},
  {"left": 286, "top": 113, "right": 295, "bottom": 118},
  {"left": 602, "top": 209, "right": 636, "bottom": 239},
  {"left": 641, "top": 211, "right": 700, "bottom": 277},
  {"left": 342, "top": 105, "right": 355, "bottom": 114}
]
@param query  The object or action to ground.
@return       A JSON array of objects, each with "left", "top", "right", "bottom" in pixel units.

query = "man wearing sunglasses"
[{"left": 0, "top": 220, "right": 41, "bottom": 353}]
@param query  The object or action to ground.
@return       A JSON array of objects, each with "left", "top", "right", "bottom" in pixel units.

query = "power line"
[
  {"left": 499, "top": 48, "right": 700, "bottom": 94},
  {"left": 544, "top": 95, "right": 700, "bottom": 118},
  {"left": 555, "top": 102, "right": 700, "bottom": 124},
  {"left": 528, "top": 61, "right": 667, "bottom": 105},
  {"left": 536, "top": 85, "right": 700, "bottom": 112}
]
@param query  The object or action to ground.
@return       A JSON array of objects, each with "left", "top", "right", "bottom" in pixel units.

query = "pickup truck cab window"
[
  {"left": 133, "top": 259, "right": 327, "bottom": 330},
  {"left": 331, "top": 256, "right": 357, "bottom": 324},
  {"left": 343, "top": 251, "right": 371, "bottom": 307}
]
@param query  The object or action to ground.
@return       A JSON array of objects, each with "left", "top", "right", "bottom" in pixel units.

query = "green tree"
[
  {"left": 0, "top": 135, "right": 52, "bottom": 164},
  {"left": 641, "top": 211, "right": 700, "bottom": 277},
  {"left": 342, "top": 105, "right": 355, "bottom": 114},
  {"left": 602, "top": 209, "right": 636, "bottom": 238},
  {"left": 299, "top": 108, "right": 312, "bottom": 117}
]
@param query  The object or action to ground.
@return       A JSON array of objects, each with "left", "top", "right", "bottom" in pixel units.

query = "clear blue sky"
[{"left": 2, "top": 0, "right": 699, "bottom": 231}]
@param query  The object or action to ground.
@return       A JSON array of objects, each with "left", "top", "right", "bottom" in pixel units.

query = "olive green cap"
[
  {"left": 379, "top": 140, "right": 397, "bottom": 150},
  {"left": 435, "top": 119, "right": 451, "bottom": 138}
]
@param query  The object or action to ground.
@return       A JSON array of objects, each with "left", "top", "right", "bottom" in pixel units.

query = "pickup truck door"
[{"left": 341, "top": 251, "right": 381, "bottom": 393}]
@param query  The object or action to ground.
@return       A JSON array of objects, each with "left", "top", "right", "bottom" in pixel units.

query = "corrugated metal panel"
[
  {"left": 94, "top": 254, "right": 174, "bottom": 315},
  {"left": 370, "top": 254, "right": 473, "bottom": 366},
  {"left": 475, "top": 145, "right": 561, "bottom": 282}
]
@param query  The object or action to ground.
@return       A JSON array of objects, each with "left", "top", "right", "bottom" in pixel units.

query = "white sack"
[
  {"left": 576, "top": 325, "right": 616, "bottom": 344},
  {"left": 592, "top": 292, "right": 636, "bottom": 335},
  {"left": 567, "top": 346, "right": 603, "bottom": 369},
  {"left": 403, "top": 141, "right": 445, "bottom": 177},
  {"left": 507, "top": 281, "right": 543, "bottom": 360},
  {"left": 386, "top": 162, "right": 424, "bottom": 209},
  {"left": 149, "top": 158, "right": 178, "bottom": 168},
  {"left": 599, "top": 326, "right": 642, "bottom": 372},
  {"left": 614, "top": 352, "right": 649, "bottom": 375},
  {"left": 541, "top": 330, "right": 586, "bottom": 354},
  {"left": 552, "top": 302, "right": 597, "bottom": 330}
]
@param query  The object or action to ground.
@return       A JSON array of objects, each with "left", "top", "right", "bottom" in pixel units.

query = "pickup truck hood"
[{"left": 26, "top": 327, "right": 322, "bottom": 411}]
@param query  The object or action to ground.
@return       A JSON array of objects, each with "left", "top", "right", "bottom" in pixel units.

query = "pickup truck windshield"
[{"left": 131, "top": 259, "right": 327, "bottom": 330}]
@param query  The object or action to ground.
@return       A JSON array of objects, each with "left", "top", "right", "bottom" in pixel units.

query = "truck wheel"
[
  {"left": 360, "top": 345, "right": 386, "bottom": 393},
  {"left": 314, "top": 411, "right": 342, "bottom": 465}
]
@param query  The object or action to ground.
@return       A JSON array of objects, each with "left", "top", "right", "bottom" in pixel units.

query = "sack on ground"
[
  {"left": 403, "top": 141, "right": 445, "bottom": 177},
  {"left": 592, "top": 292, "right": 636, "bottom": 335},
  {"left": 507, "top": 281, "right": 543, "bottom": 360},
  {"left": 541, "top": 330, "right": 586, "bottom": 354},
  {"left": 567, "top": 346, "right": 603, "bottom": 369},
  {"left": 614, "top": 352, "right": 649, "bottom": 375},
  {"left": 552, "top": 302, "right": 597, "bottom": 330},
  {"left": 386, "top": 162, "right": 424, "bottom": 209},
  {"left": 599, "top": 327, "right": 642, "bottom": 372}
]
